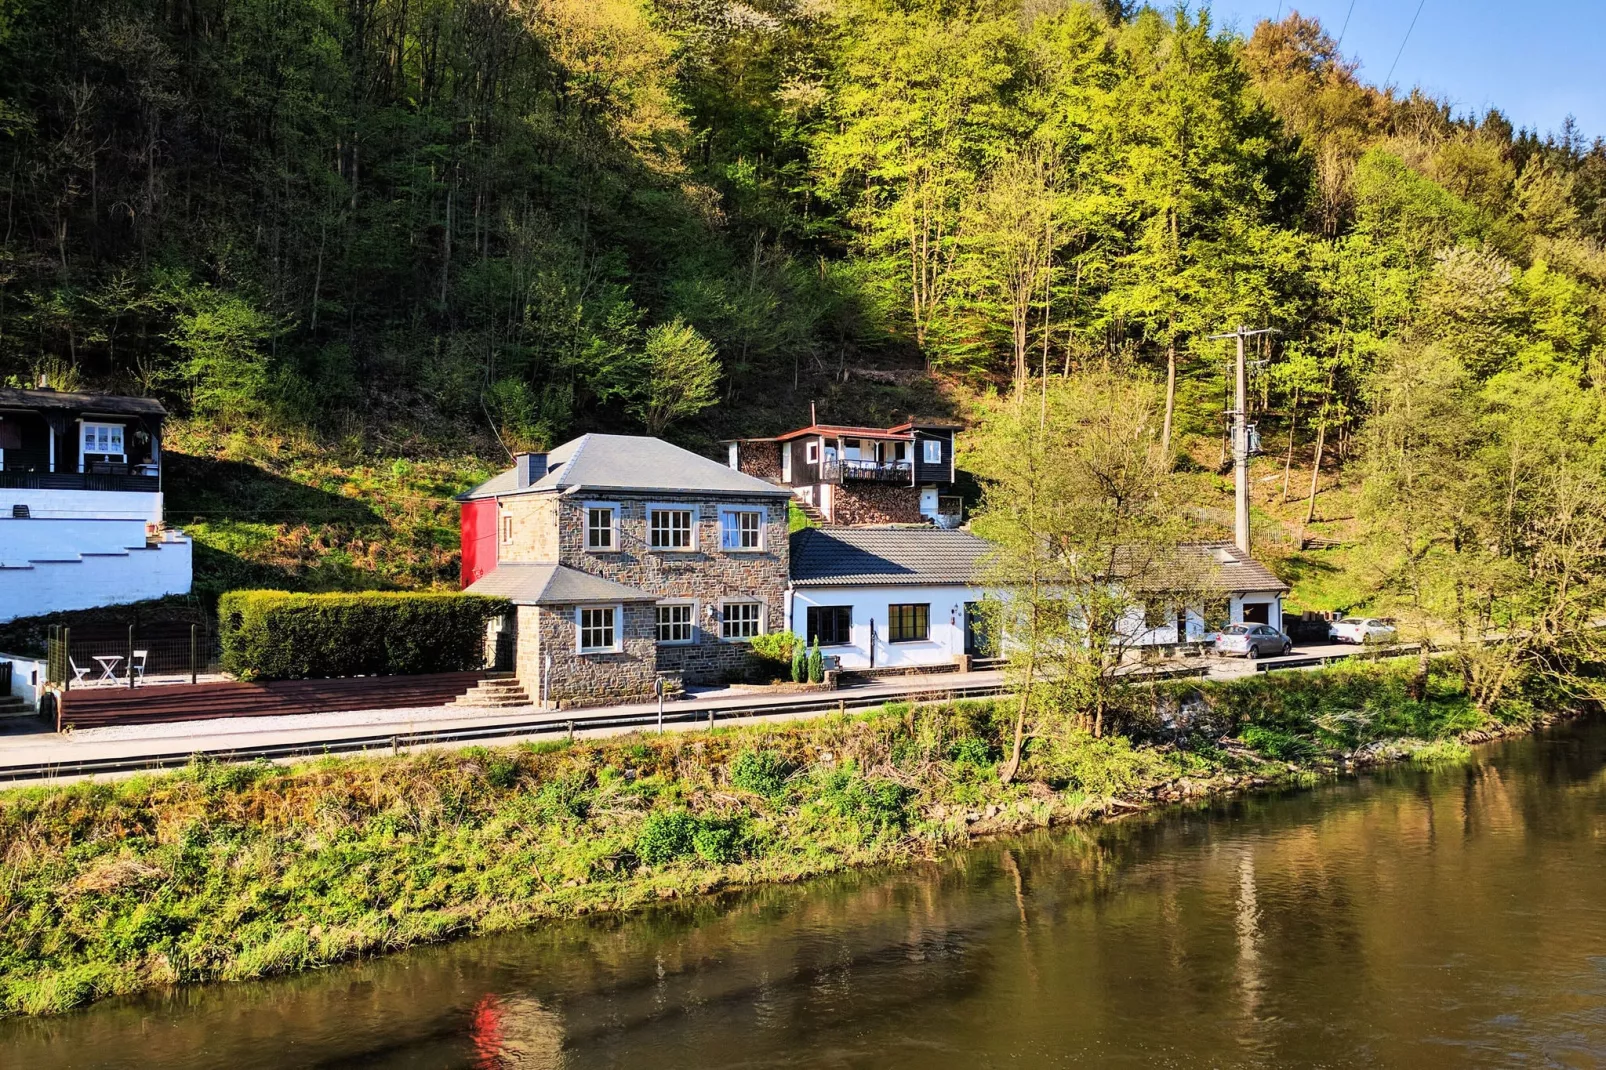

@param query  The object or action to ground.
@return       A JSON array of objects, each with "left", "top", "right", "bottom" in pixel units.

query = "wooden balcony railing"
[{"left": 818, "top": 459, "right": 912, "bottom": 484}]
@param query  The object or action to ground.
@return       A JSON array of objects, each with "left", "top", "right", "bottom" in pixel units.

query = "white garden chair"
[{"left": 67, "top": 657, "right": 91, "bottom": 685}]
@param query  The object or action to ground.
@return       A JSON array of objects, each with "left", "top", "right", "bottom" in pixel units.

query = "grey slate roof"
[
  {"left": 459, "top": 433, "right": 789, "bottom": 501},
  {"left": 789, "top": 527, "right": 991, "bottom": 587},
  {"left": 1120, "top": 542, "right": 1289, "bottom": 594},
  {"left": 464, "top": 563, "right": 657, "bottom": 605}
]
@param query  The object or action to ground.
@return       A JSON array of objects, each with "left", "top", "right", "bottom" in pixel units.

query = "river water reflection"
[{"left": 6, "top": 720, "right": 1606, "bottom": 1068}]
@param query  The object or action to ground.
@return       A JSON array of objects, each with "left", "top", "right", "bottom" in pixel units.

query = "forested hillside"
[{"left": 3, "top": 0, "right": 1604, "bottom": 600}]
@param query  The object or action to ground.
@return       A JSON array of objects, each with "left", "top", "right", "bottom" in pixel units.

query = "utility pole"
[{"left": 1207, "top": 325, "right": 1279, "bottom": 556}]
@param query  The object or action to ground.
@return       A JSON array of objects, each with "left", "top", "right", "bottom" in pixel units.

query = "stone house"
[
  {"left": 722, "top": 416, "right": 963, "bottom": 527},
  {"left": 457, "top": 435, "right": 792, "bottom": 705}
]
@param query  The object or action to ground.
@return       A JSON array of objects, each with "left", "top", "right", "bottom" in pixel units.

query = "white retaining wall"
[
  {"left": 0, "top": 517, "right": 153, "bottom": 565},
  {"left": 0, "top": 534, "right": 192, "bottom": 622},
  {"left": 1, "top": 488, "right": 163, "bottom": 522}
]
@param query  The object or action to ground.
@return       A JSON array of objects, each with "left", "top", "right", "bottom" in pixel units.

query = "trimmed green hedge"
[{"left": 219, "top": 590, "right": 512, "bottom": 680}]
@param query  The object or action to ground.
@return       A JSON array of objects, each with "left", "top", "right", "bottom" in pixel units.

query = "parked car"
[
  {"left": 1328, "top": 616, "right": 1398, "bottom": 644},
  {"left": 1214, "top": 623, "right": 1292, "bottom": 659}
]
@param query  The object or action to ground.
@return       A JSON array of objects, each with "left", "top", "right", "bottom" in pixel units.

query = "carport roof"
[{"left": 465, "top": 563, "right": 657, "bottom": 605}]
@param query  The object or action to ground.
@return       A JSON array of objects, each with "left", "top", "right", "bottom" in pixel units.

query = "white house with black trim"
[
  {"left": 787, "top": 528, "right": 996, "bottom": 670},
  {"left": 0, "top": 387, "right": 191, "bottom": 622}
]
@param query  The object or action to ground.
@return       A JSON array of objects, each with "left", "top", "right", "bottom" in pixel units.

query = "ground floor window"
[
  {"left": 887, "top": 603, "right": 929, "bottom": 643},
  {"left": 656, "top": 602, "right": 694, "bottom": 644},
  {"left": 806, "top": 605, "right": 852, "bottom": 646},
  {"left": 578, "top": 605, "right": 618, "bottom": 653},
  {"left": 721, "top": 600, "right": 763, "bottom": 640}
]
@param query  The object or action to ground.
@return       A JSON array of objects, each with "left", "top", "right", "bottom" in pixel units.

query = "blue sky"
[{"left": 1201, "top": 0, "right": 1606, "bottom": 143}]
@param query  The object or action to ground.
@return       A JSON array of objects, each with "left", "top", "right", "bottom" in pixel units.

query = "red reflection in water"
[{"left": 469, "top": 993, "right": 507, "bottom": 1068}]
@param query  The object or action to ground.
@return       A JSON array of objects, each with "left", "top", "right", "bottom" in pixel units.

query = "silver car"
[{"left": 1214, "top": 623, "right": 1293, "bottom": 659}]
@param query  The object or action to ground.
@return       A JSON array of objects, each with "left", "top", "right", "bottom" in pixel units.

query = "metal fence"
[{"left": 45, "top": 623, "right": 223, "bottom": 690}]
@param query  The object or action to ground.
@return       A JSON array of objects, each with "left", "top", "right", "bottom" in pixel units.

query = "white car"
[{"left": 1328, "top": 616, "right": 1397, "bottom": 644}]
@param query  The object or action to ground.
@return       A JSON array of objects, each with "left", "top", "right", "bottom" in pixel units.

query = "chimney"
[{"left": 514, "top": 452, "right": 548, "bottom": 488}]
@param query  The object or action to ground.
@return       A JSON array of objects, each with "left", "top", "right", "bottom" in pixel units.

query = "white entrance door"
[{"left": 919, "top": 486, "right": 938, "bottom": 518}]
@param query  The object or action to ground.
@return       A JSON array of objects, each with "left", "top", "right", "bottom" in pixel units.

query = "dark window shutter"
[{"left": 0, "top": 418, "right": 21, "bottom": 450}]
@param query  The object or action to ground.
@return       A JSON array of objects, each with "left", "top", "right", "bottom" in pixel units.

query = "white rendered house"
[
  {"left": 0, "top": 388, "right": 191, "bottom": 622},
  {"left": 787, "top": 528, "right": 995, "bottom": 670}
]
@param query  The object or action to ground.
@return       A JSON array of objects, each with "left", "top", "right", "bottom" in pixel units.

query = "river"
[{"left": 5, "top": 720, "right": 1605, "bottom": 1068}]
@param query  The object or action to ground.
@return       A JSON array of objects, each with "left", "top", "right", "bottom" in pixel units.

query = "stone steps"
[
  {"left": 793, "top": 498, "right": 828, "bottom": 526},
  {"left": 0, "top": 694, "right": 36, "bottom": 717},
  {"left": 451, "top": 675, "right": 531, "bottom": 709}
]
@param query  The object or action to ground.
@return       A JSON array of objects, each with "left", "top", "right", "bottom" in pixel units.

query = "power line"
[
  {"left": 1335, "top": 0, "right": 1357, "bottom": 48},
  {"left": 1384, "top": 0, "right": 1427, "bottom": 88}
]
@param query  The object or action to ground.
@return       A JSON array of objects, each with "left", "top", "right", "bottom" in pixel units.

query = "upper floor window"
[
  {"left": 83, "top": 422, "right": 125, "bottom": 458},
  {"left": 721, "top": 600, "right": 763, "bottom": 640},
  {"left": 719, "top": 508, "right": 763, "bottom": 551},
  {"left": 500, "top": 511, "right": 514, "bottom": 545},
  {"left": 806, "top": 441, "right": 820, "bottom": 464},
  {"left": 585, "top": 504, "right": 618, "bottom": 551},
  {"left": 577, "top": 605, "right": 619, "bottom": 653},
  {"left": 922, "top": 439, "right": 942, "bottom": 464},
  {"left": 649, "top": 506, "right": 696, "bottom": 550}
]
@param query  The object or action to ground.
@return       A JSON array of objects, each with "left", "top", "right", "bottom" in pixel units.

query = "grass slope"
[{"left": 0, "top": 658, "right": 1538, "bottom": 1018}]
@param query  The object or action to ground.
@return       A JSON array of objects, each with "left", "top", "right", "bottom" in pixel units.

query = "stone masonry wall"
[
  {"left": 556, "top": 493, "right": 789, "bottom": 684},
  {"left": 831, "top": 482, "right": 925, "bottom": 526},
  {"left": 499, "top": 494, "right": 559, "bottom": 562},
  {"left": 533, "top": 602, "right": 658, "bottom": 705}
]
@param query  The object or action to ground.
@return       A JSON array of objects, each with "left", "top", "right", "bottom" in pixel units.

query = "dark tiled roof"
[
  {"left": 0, "top": 388, "right": 165, "bottom": 417},
  {"left": 1120, "top": 542, "right": 1289, "bottom": 594},
  {"left": 459, "top": 433, "right": 788, "bottom": 501},
  {"left": 464, "top": 563, "right": 657, "bottom": 605},
  {"left": 1185, "top": 542, "right": 1288, "bottom": 593},
  {"left": 789, "top": 527, "right": 990, "bottom": 587}
]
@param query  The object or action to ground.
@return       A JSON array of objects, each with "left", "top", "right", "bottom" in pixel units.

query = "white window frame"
[
  {"left": 805, "top": 440, "right": 820, "bottom": 464},
  {"left": 500, "top": 509, "right": 514, "bottom": 545},
  {"left": 80, "top": 421, "right": 126, "bottom": 469},
  {"left": 583, "top": 501, "right": 620, "bottom": 552},
  {"left": 655, "top": 599, "right": 698, "bottom": 645},
  {"left": 922, "top": 438, "right": 942, "bottom": 464},
  {"left": 719, "top": 598, "right": 765, "bottom": 642},
  {"left": 575, "top": 604, "right": 623, "bottom": 654},
  {"left": 718, "top": 506, "right": 765, "bottom": 551},
  {"left": 648, "top": 503, "right": 699, "bottom": 551}
]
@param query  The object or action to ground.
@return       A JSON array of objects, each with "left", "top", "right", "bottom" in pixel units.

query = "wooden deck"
[{"left": 55, "top": 672, "right": 490, "bottom": 731}]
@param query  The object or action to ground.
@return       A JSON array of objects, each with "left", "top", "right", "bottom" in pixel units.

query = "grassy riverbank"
[{"left": 0, "top": 658, "right": 1559, "bottom": 1018}]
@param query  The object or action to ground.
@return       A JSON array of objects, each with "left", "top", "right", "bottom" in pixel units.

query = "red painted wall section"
[{"left": 460, "top": 498, "right": 497, "bottom": 588}]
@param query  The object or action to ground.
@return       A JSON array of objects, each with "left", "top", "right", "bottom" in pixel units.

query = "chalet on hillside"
[
  {"left": 0, "top": 387, "right": 191, "bottom": 622},
  {"left": 722, "top": 417, "right": 964, "bottom": 527}
]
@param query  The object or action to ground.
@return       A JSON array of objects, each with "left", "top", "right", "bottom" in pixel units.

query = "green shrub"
[
  {"left": 807, "top": 639, "right": 824, "bottom": 683},
  {"left": 729, "top": 749, "right": 794, "bottom": 797},
  {"left": 791, "top": 641, "right": 807, "bottom": 683},
  {"left": 1241, "top": 725, "right": 1319, "bottom": 761},
  {"left": 635, "top": 810, "right": 699, "bottom": 864},
  {"left": 484, "top": 756, "right": 520, "bottom": 789},
  {"left": 814, "top": 766, "right": 911, "bottom": 834},
  {"left": 947, "top": 737, "right": 996, "bottom": 767},
  {"left": 691, "top": 817, "right": 750, "bottom": 863},
  {"left": 1029, "top": 728, "right": 1171, "bottom": 796},
  {"left": 634, "top": 809, "right": 750, "bottom": 865},
  {"left": 749, "top": 632, "right": 798, "bottom": 664},
  {"left": 218, "top": 590, "right": 510, "bottom": 679}
]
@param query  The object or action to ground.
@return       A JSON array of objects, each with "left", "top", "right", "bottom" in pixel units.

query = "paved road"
[{"left": 0, "top": 638, "right": 1398, "bottom": 785}]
